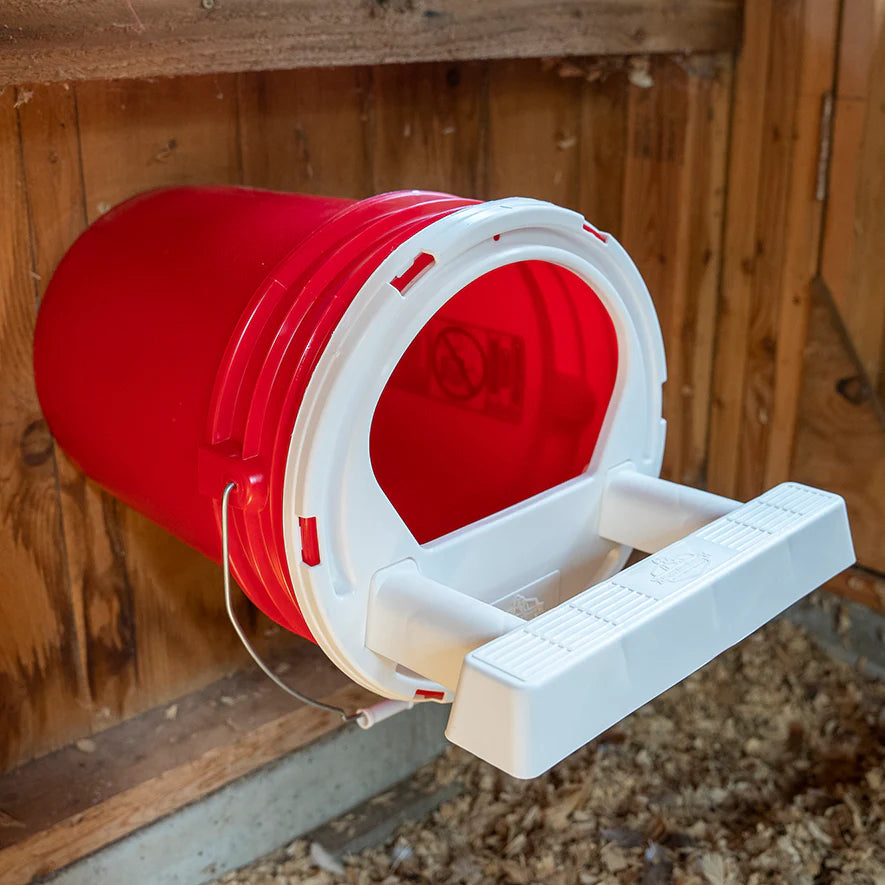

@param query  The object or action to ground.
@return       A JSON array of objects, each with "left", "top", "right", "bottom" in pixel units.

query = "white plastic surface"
[
  {"left": 445, "top": 481, "right": 854, "bottom": 777},
  {"left": 355, "top": 699, "right": 414, "bottom": 729},
  {"left": 276, "top": 196, "right": 854, "bottom": 778},
  {"left": 367, "top": 561, "right": 522, "bottom": 689},
  {"left": 282, "top": 199, "right": 667, "bottom": 701},
  {"left": 599, "top": 468, "right": 741, "bottom": 552}
]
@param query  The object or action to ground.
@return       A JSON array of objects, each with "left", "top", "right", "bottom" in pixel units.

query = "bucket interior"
[{"left": 369, "top": 260, "right": 618, "bottom": 545}]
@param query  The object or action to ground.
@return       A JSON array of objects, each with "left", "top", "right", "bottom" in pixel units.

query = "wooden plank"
[
  {"left": 237, "top": 66, "right": 373, "bottom": 198},
  {"left": 486, "top": 58, "right": 582, "bottom": 206},
  {"left": 708, "top": 0, "right": 840, "bottom": 499},
  {"left": 843, "top": 15, "right": 885, "bottom": 401},
  {"left": 819, "top": 0, "right": 884, "bottom": 326},
  {"left": 16, "top": 83, "right": 140, "bottom": 727},
  {"left": 75, "top": 74, "right": 243, "bottom": 215},
  {"left": 71, "top": 74, "right": 271, "bottom": 712},
  {"left": 371, "top": 61, "right": 486, "bottom": 197},
  {"left": 730, "top": 0, "right": 804, "bottom": 500},
  {"left": 576, "top": 64, "right": 630, "bottom": 238},
  {"left": 0, "top": 0, "right": 742, "bottom": 87},
  {"left": 792, "top": 285, "right": 885, "bottom": 578},
  {"left": 0, "top": 88, "right": 91, "bottom": 772},
  {"left": 764, "top": 0, "right": 841, "bottom": 487},
  {"left": 680, "top": 58, "right": 732, "bottom": 489},
  {"left": 14, "top": 84, "right": 86, "bottom": 300},
  {"left": 619, "top": 56, "right": 732, "bottom": 486},
  {"left": 621, "top": 58, "right": 690, "bottom": 483},
  {"left": 707, "top": 0, "right": 774, "bottom": 498},
  {"left": 14, "top": 82, "right": 91, "bottom": 716},
  {"left": 821, "top": 0, "right": 885, "bottom": 375},
  {"left": 0, "top": 647, "right": 376, "bottom": 884}
]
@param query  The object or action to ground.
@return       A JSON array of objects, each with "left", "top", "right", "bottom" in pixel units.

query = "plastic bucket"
[{"left": 34, "top": 186, "right": 619, "bottom": 644}]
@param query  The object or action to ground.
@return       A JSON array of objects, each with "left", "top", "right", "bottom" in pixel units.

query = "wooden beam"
[
  {"left": 619, "top": 56, "right": 732, "bottom": 488},
  {"left": 843, "top": 10, "right": 885, "bottom": 402},
  {"left": 708, "top": 0, "right": 840, "bottom": 500},
  {"left": 0, "top": 0, "right": 742, "bottom": 87},
  {"left": 0, "top": 645, "right": 377, "bottom": 884},
  {"left": 791, "top": 282, "right": 885, "bottom": 582},
  {"left": 0, "top": 88, "right": 92, "bottom": 774},
  {"left": 820, "top": 0, "right": 885, "bottom": 398}
]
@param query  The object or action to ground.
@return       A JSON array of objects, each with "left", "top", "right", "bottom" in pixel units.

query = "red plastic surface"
[
  {"left": 34, "top": 186, "right": 472, "bottom": 639},
  {"left": 371, "top": 261, "right": 618, "bottom": 544},
  {"left": 34, "top": 186, "right": 619, "bottom": 643},
  {"left": 299, "top": 517, "right": 321, "bottom": 567}
]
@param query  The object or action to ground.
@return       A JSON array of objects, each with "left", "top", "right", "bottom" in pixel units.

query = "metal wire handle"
[{"left": 221, "top": 481, "right": 361, "bottom": 722}]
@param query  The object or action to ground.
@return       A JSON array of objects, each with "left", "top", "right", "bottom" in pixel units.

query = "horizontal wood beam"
[
  {"left": 0, "top": 0, "right": 742, "bottom": 87},
  {"left": 0, "top": 644, "right": 377, "bottom": 884}
]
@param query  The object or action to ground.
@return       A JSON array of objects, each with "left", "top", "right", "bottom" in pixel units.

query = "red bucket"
[{"left": 34, "top": 186, "right": 619, "bottom": 647}]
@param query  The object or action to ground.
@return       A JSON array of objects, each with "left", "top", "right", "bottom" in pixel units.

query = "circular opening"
[{"left": 369, "top": 260, "right": 618, "bottom": 545}]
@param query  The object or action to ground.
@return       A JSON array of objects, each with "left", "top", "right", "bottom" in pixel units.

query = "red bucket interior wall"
[{"left": 370, "top": 261, "right": 619, "bottom": 544}]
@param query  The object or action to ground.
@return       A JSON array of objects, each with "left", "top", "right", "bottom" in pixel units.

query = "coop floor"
[{"left": 212, "top": 616, "right": 885, "bottom": 885}]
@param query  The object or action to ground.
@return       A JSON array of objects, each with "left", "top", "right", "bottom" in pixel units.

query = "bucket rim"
[{"left": 282, "top": 196, "right": 667, "bottom": 700}]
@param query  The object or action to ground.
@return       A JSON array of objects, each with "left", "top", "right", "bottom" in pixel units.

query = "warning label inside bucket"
[{"left": 392, "top": 316, "right": 525, "bottom": 422}]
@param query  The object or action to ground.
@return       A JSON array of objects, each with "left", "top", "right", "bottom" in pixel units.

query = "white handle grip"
[{"left": 444, "top": 482, "right": 854, "bottom": 777}]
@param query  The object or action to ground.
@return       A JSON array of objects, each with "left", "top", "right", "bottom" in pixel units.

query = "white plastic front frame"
[{"left": 282, "top": 198, "right": 668, "bottom": 700}]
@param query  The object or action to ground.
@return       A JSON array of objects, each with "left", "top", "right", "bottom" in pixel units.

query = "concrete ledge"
[{"left": 39, "top": 703, "right": 450, "bottom": 885}]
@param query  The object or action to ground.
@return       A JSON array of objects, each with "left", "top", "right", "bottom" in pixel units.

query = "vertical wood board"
[{"left": 0, "top": 89, "right": 89, "bottom": 771}]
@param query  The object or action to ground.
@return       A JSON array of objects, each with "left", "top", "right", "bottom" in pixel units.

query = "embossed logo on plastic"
[
  {"left": 507, "top": 594, "right": 545, "bottom": 619},
  {"left": 649, "top": 550, "right": 712, "bottom": 585}
]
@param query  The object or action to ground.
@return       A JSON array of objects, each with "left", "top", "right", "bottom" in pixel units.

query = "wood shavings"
[
  {"left": 213, "top": 620, "right": 885, "bottom": 884},
  {"left": 311, "top": 842, "right": 345, "bottom": 875},
  {"left": 628, "top": 58, "right": 654, "bottom": 89},
  {"left": 13, "top": 88, "right": 33, "bottom": 108},
  {"left": 541, "top": 56, "right": 630, "bottom": 84}
]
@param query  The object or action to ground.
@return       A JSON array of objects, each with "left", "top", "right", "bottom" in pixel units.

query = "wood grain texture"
[
  {"left": 371, "top": 61, "right": 486, "bottom": 197},
  {"left": 764, "top": 0, "right": 841, "bottom": 488},
  {"left": 75, "top": 74, "right": 243, "bottom": 214},
  {"left": 0, "top": 646, "right": 374, "bottom": 884},
  {"left": 238, "top": 66, "right": 373, "bottom": 197},
  {"left": 842, "top": 13, "right": 885, "bottom": 401},
  {"left": 17, "top": 83, "right": 138, "bottom": 726},
  {"left": 577, "top": 66, "right": 630, "bottom": 238},
  {"left": 707, "top": 0, "right": 773, "bottom": 498},
  {"left": 820, "top": 0, "right": 885, "bottom": 396},
  {"left": 708, "top": 0, "right": 840, "bottom": 500},
  {"left": 487, "top": 59, "right": 582, "bottom": 206},
  {"left": 819, "top": 0, "right": 881, "bottom": 306},
  {"left": 680, "top": 59, "right": 732, "bottom": 488},
  {"left": 0, "top": 89, "right": 90, "bottom": 771},
  {"left": 0, "top": 0, "right": 742, "bottom": 87},
  {"left": 619, "top": 56, "right": 731, "bottom": 486},
  {"left": 732, "top": 0, "right": 804, "bottom": 498},
  {"left": 792, "top": 287, "right": 885, "bottom": 578},
  {"left": 72, "top": 74, "right": 270, "bottom": 711}
]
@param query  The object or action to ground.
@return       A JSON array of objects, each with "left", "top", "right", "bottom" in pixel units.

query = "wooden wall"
[
  {"left": 1, "top": 0, "right": 882, "bottom": 774},
  {"left": 794, "top": 0, "right": 885, "bottom": 610}
]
